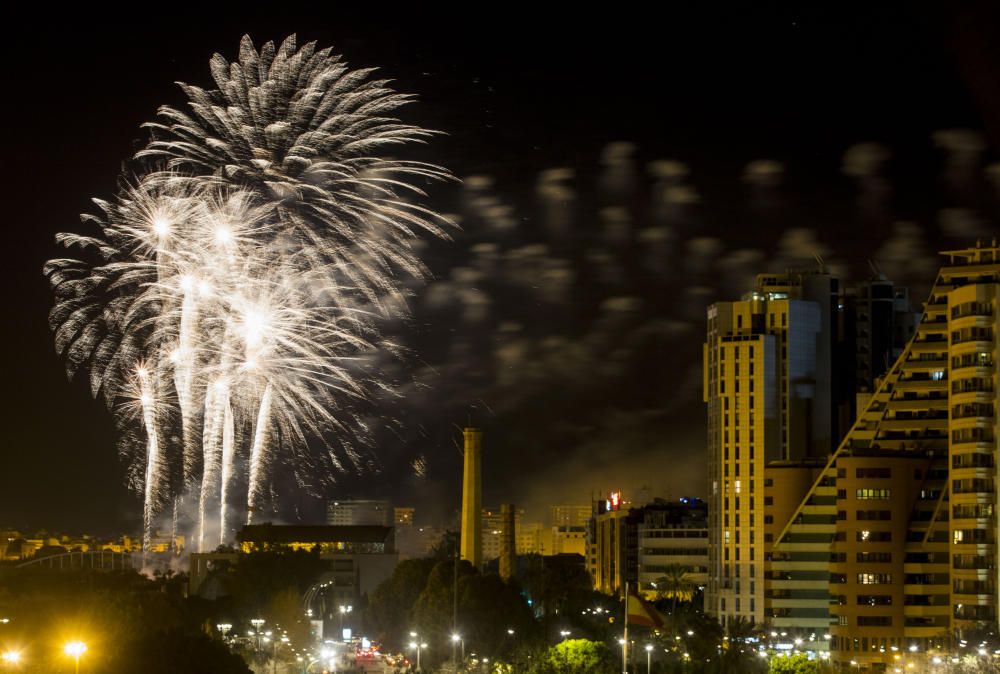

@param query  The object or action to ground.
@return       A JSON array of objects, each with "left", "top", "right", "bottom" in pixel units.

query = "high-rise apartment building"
[
  {"left": 708, "top": 243, "right": 1000, "bottom": 670},
  {"left": 835, "top": 274, "right": 920, "bottom": 435},
  {"left": 704, "top": 269, "right": 916, "bottom": 628},
  {"left": 772, "top": 244, "right": 1000, "bottom": 668},
  {"left": 551, "top": 505, "right": 591, "bottom": 528},
  {"left": 705, "top": 269, "right": 840, "bottom": 625}
]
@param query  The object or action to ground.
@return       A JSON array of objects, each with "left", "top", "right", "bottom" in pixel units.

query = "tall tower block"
[{"left": 460, "top": 427, "right": 483, "bottom": 569}]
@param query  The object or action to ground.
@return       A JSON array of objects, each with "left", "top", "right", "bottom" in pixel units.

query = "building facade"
[
  {"left": 483, "top": 505, "right": 524, "bottom": 562},
  {"left": 707, "top": 243, "right": 1000, "bottom": 670},
  {"left": 589, "top": 495, "right": 709, "bottom": 598},
  {"left": 326, "top": 500, "right": 392, "bottom": 527},
  {"left": 637, "top": 498, "right": 709, "bottom": 597},
  {"left": 704, "top": 269, "right": 916, "bottom": 629},
  {"left": 705, "top": 270, "right": 836, "bottom": 625}
]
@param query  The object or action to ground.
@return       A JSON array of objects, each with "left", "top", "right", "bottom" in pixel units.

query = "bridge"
[{"left": 15, "top": 550, "right": 139, "bottom": 571}]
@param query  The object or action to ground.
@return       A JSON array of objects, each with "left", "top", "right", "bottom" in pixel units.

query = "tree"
[
  {"left": 535, "top": 638, "right": 615, "bottom": 674},
  {"left": 653, "top": 564, "right": 694, "bottom": 637},
  {"left": 718, "top": 617, "right": 766, "bottom": 674},
  {"left": 265, "top": 586, "right": 311, "bottom": 647},
  {"left": 365, "top": 557, "right": 438, "bottom": 649},
  {"left": 229, "top": 547, "right": 329, "bottom": 619},
  {"left": 457, "top": 573, "right": 540, "bottom": 658},
  {"left": 410, "top": 558, "right": 478, "bottom": 665},
  {"left": 768, "top": 653, "right": 820, "bottom": 674},
  {"left": 517, "top": 554, "right": 597, "bottom": 640},
  {"left": 112, "top": 628, "right": 252, "bottom": 674}
]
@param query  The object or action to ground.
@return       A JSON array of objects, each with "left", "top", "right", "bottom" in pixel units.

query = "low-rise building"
[{"left": 589, "top": 494, "right": 709, "bottom": 598}]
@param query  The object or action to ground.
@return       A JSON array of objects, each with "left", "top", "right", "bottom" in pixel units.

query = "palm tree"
[
  {"left": 654, "top": 564, "right": 695, "bottom": 637},
  {"left": 719, "top": 617, "right": 765, "bottom": 674}
]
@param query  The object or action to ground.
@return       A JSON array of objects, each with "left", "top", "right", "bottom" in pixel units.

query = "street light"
[
  {"left": 251, "top": 619, "right": 265, "bottom": 652},
  {"left": 409, "top": 641, "right": 426, "bottom": 671},
  {"left": 452, "top": 633, "right": 465, "bottom": 663},
  {"left": 338, "top": 605, "right": 352, "bottom": 638},
  {"left": 1, "top": 651, "right": 21, "bottom": 668},
  {"left": 559, "top": 630, "right": 571, "bottom": 641},
  {"left": 645, "top": 644, "right": 653, "bottom": 674},
  {"left": 217, "top": 623, "right": 233, "bottom": 641},
  {"left": 64, "top": 641, "right": 87, "bottom": 674}
]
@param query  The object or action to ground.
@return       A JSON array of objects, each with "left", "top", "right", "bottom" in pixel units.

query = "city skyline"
[{"left": 4, "top": 7, "right": 1000, "bottom": 536}]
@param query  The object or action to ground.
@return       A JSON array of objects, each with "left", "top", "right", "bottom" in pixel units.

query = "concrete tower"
[{"left": 460, "top": 427, "right": 483, "bottom": 569}]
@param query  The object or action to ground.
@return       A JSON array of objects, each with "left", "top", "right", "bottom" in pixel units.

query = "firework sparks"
[{"left": 46, "top": 34, "right": 453, "bottom": 554}]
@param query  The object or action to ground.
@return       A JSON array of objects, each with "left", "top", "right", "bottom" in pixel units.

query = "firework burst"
[{"left": 46, "top": 34, "right": 453, "bottom": 554}]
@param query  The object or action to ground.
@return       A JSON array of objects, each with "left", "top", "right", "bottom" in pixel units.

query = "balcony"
[
  {"left": 949, "top": 365, "right": 994, "bottom": 379},
  {"left": 904, "top": 584, "right": 950, "bottom": 594},
  {"left": 950, "top": 339, "right": 995, "bottom": 353},
  {"left": 894, "top": 378, "right": 947, "bottom": 391},
  {"left": 887, "top": 397, "right": 947, "bottom": 411},
  {"left": 909, "top": 339, "right": 949, "bottom": 354},
  {"left": 921, "top": 319, "right": 950, "bottom": 333},
  {"left": 903, "top": 563, "right": 949, "bottom": 575},
  {"left": 950, "top": 391, "right": 995, "bottom": 406},
  {"left": 949, "top": 314, "right": 995, "bottom": 329},
  {"left": 950, "top": 417, "right": 996, "bottom": 431},
  {"left": 905, "top": 358, "right": 948, "bottom": 372},
  {"left": 879, "top": 418, "right": 948, "bottom": 431},
  {"left": 902, "top": 605, "right": 952, "bottom": 617}
]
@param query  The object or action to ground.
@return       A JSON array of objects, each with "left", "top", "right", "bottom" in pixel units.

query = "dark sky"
[{"left": 3, "top": 6, "right": 999, "bottom": 534}]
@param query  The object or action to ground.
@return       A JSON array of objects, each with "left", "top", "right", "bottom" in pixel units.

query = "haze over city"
[{"left": 3, "top": 6, "right": 1000, "bottom": 674}]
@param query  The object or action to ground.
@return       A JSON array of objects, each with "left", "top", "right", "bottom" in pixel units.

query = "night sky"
[{"left": 3, "top": 6, "right": 1000, "bottom": 534}]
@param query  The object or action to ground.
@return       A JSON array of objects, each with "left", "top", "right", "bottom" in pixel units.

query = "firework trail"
[
  {"left": 136, "top": 364, "right": 160, "bottom": 555},
  {"left": 246, "top": 383, "right": 273, "bottom": 524},
  {"left": 46, "top": 34, "right": 453, "bottom": 554},
  {"left": 198, "top": 381, "right": 221, "bottom": 552},
  {"left": 219, "top": 391, "right": 235, "bottom": 547}
]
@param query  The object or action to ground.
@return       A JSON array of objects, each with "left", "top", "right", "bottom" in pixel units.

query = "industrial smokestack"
[
  {"left": 499, "top": 503, "right": 515, "bottom": 580},
  {"left": 460, "top": 427, "right": 483, "bottom": 570}
]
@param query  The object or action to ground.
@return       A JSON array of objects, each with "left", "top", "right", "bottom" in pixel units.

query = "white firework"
[{"left": 46, "top": 34, "right": 453, "bottom": 553}]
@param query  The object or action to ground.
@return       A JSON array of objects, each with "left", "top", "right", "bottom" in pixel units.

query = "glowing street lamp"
[
  {"left": 1, "top": 651, "right": 21, "bottom": 668},
  {"left": 452, "top": 633, "right": 465, "bottom": 663},
  {"left": 409, "top": 641, "right": 426, "bottom": 670},
  {"left": 645, "top": 644, "right": 653, "bottom": 674},
  {"left": 338, "top": 605, "right": 353, "bottom": 637},
  {"left": 251, "top": 618, "right": 265, "bottom": 651},
  {"left": 216, "top": 623, "right": 232, "bottom": 641},
  {"left": 559, "top": 630, "right": 571, "bottom": 641},
  {"left": 64, "top": 641, "right": 87, "bottom": 674}
]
